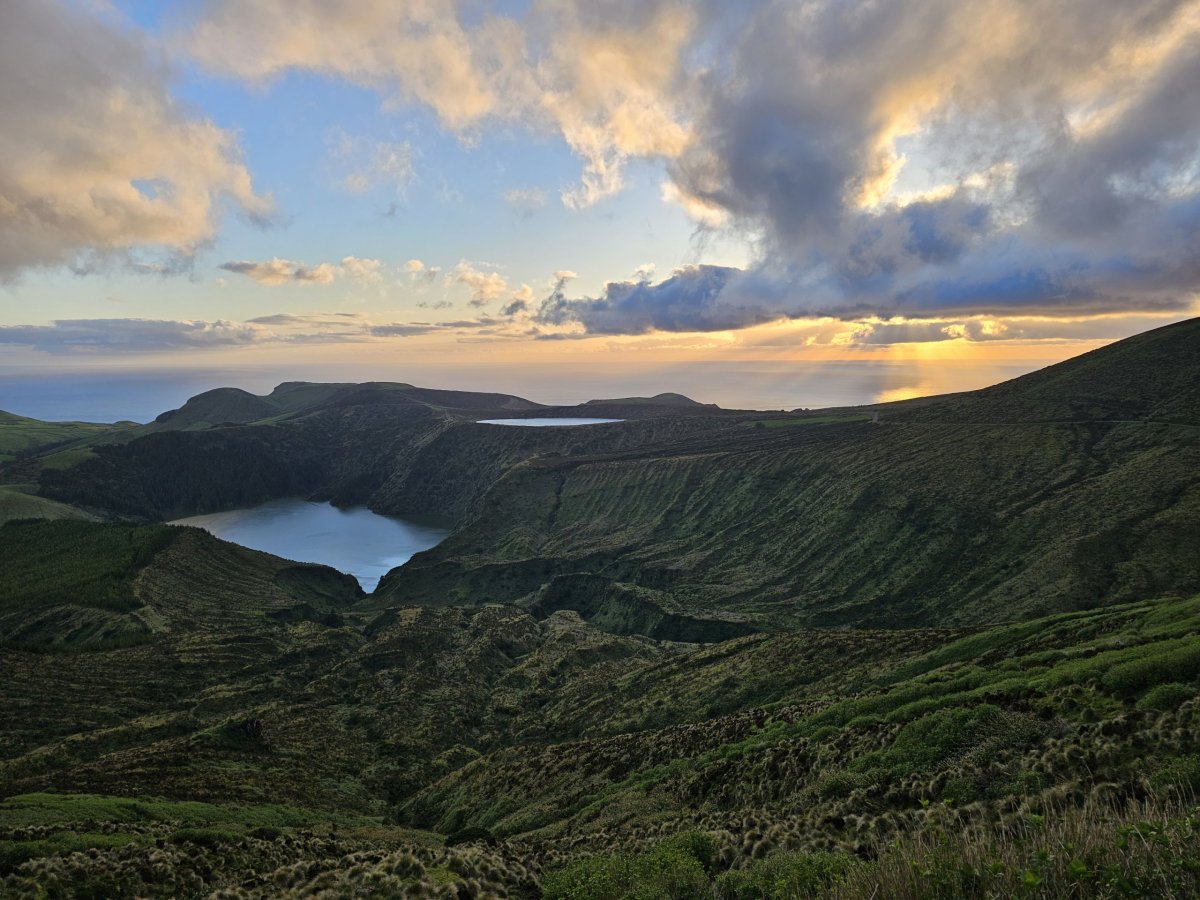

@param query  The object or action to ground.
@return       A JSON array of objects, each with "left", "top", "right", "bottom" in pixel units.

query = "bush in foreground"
[{"left": 542, "top": 796, "right": 1200, "bottom": 900}]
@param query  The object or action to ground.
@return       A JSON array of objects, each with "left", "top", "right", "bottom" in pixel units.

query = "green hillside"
[
  {"left": 379, "top": 318, "right": 1200, "bottom": 628},
  {"left": 900, "top": 317, "right": 1200, "bottom": 424},
  {"left": 0, "top": 484, "right": 95, "bottom": 525},
  {"left": 0, "top": 411, "right": 133, "bottom": 464},
  {"left": 29, "top": 318, "right": 1200, "bottom": 632},
  {"left": 2, "top": 320, "right": 1199, "bottom": 896},
  {"left": 1, "top": 519, "right": 1198, "bottom": 896}
]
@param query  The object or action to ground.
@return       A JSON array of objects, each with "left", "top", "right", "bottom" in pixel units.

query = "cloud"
[
  {"left": 538, "top": 265, "right": 761, "bottom": 334},
  {"left": 26, "top": 0, "right": 1190, "bottom": 326},
  {"left": 404, "top": 258, "right": 441, "bottom": 286},
  {"left": 0, "top": 318, "right": 265, "bottom": 353},
  {"left": 536, "top": 4, "right": 695, "bottom": 208},
  {"left": 128, "top": 257, "right": 199, "bottom": 278},
  {"left": 330, "top": 131, "right": 415, "bottom": 194},
  {"left": 654, "top": 0, "right": 1200, "bottom": 327},
  {"left": 503, "top": 187, "right": 547, "bottom": 217},
  {"left": 196, "top": 1, "right": 1200, "bottom": 326},
  {"left": 660, "top": 181, "right": 728, "bottom": 227},
  {"left": 1, "top": 308, "right": 1177, "bottom": 358},
  {"left": 452, "top": 261, "right": 509, "bottom": 306},
  {"left": 490, "top": 0, "right": 1200, "bottom": 333},
  {"left": 791, "top": 313, "right": 1198, "bottom": 347},
  {"left": 219, "top": 256, "right": 385, "bottom": 286},
  {"left": 370, "top": 316, "right": 502, "bottom": 337},
  {"left": 339, "top": 256, "right": 384, "bottom": 284},
  {"left": 177, "top": 0, "right": 1200, "bottom": 239},
  {"left": 0, "top": 312, "right": 514, "bottom": 354},
  {"left": 367, "top": 323, "right": 445, "bottom": 337},
  {"left": 183, "top": 0, "right": 695, "bottom": 207},
  {"left": 245, "top": 312, "right": 363, "bottom": 326},
  {"left": 220, "top": 258, "right": 338, "bottom": 286},
  {"left": 0, "top": 0, "right": 269, "bottom": 279},
  {"left": 184, "top": 2, "right": 498, "bottom": 128}
]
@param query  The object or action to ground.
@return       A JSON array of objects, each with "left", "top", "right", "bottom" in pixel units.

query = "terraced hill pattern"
[{"left": 1, "top": 318, "right": 1199, "bottom": 897}]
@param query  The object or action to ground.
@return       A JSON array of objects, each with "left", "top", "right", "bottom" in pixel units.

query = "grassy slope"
[
  {"left": 49, "top": 341, "right": 1200, "bottom": 631},
  {"left": 0, "top": 484, "right": 95, "bottom": 525},
  {"left": 0, "top": 411, "right": 133, "bottom": 523},
  {"left": 0, "top": 412, "right": 132, "bottom": 464},
  {"left": 2, "top": 547, "right": 1198, "bottom": 894},
  {"left": 2, "top": 521, "right": 1198, "bottom": 893},
  {"left": 2, "top": 322, "right": 1199, "bottom": 896},
  {"left": 902, "top": 316, "right": 1200, "bottom": 424},
  {"left": 37, "top": 393, "right": 732, "bottom": 522},
  {"left": 383, "top": 415, "right": 1200, "bottom": 626},
  {"left": 381, "top": 319, "right": 1200, "bottom": 628},
  {"left": 402, "top": 593, "right": 1200, "bottom": 842},
  {"left": 0, "top": 521, "right": 363, "bottom": 776},
  {"left": 0, "top": 520, "right": 175, "bottom": 651}
]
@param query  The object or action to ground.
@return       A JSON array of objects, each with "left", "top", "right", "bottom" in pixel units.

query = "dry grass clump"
[
  {"left": 0, "top": 831, "right": 543, "bottom": 899},
  {"left": 534, "top": 792, "right": 1200, "bottom": 899},
  {"left": 828, "top": 792, "right": 1200, "bottom": 899}
]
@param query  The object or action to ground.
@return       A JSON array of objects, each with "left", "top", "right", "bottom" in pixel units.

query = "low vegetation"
[
  {"left": 0, "top": 412, "right": 130, "bottom": 465},
  {"left": 0, "top": 484, "right": 95, "bottom": 525},
  {"left": 538, "top": 797, "right": 1200, "bottom": 900},
  {"left": 1, "top": 519, "right": 1196, "bottom": 895},
  {"left": 1, "top": 320, "right": 1198, "bottom": 895}
]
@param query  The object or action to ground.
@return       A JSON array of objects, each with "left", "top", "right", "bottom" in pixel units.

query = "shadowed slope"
[
  {"left": 17, "top": 318, "right": 1200, "bottom": 635},
  {"left": 378, "top": 319, "right": 1200, "bottom": 627},
  {"left": 1, "top": 515, "right": 1198, "bottom": 896},
  {"left": 898, "top": 317, "right": 1200, "bottom": 424}
]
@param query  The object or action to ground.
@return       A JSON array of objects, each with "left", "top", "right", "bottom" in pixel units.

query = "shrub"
[
  {"left": 444, "top": 824, "right": 495, "bottom": 846},
  {"left": 715, "top": 851, "right": 859, "bottom": 899},
  {"left": 829, "top": 796, "right": 1200, "bottom": 899},
  {"left": 627, "top": 846, "right": 710, "bottom": 900},
  {"left": 168, "top": 827, "right": 241, "bottom": 847},
  {"left": 941, "top": 775, "right": 982, "bottom": 805},
  {"left": 542, "top": 855, "right": 627, "bottom": 900},
  {"left": 1150, "top": 755, "right": 1200, "bottom": 792},
  {"left": 542, "top": 832, "right": 716, "bottom": 899},
  {"left": 1136, "top": 682, "right": 1195, "bottom": 712},
  {"left": 818, "top": 771, "right": 875, "bottom": 799},
  {"left": 660, "top": 830, "right": 720, "bottom": 874},
  {"left": 851, "top": 704, "right": 1007, "bottom": 778},
  {"left": 1102, "top": 643, "right": 1200, "bottom": 694}
]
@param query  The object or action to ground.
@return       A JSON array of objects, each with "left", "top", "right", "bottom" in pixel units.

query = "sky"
[{"left": 0, "top": 0, "right": 1197, "bottom": 417}]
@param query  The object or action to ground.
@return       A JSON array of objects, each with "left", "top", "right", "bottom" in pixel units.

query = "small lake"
[
  {"left": 476, "top": 417, "right": 625, "bottom": 426},
  {"left": 171, "top": 499, "right": 451, "bottom": 592}
]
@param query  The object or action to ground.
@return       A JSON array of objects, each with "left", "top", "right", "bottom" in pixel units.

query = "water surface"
[
  {"left": 477, "top": 417, "right": 624, "bottom": 426},
  {"left": 171, "top": 499, "right": 450, "bottom": 592}
]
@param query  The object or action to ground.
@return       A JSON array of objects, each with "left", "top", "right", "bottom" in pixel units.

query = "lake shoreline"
[{"left": 171, "top": 498, "right": 451, "bottom": 592}]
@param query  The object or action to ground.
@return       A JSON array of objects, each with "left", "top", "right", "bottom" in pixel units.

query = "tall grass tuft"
[{"left": 830, "top": 791, "right": 1200, "bottom": 899}]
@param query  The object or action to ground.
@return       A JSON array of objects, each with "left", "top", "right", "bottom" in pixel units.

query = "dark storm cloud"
[
  {"left": 538, "top": 265, "right": 754, "bottom": 334},
  {"left": 543, "top": 0, "right": 1200, "bottom": 334}
]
